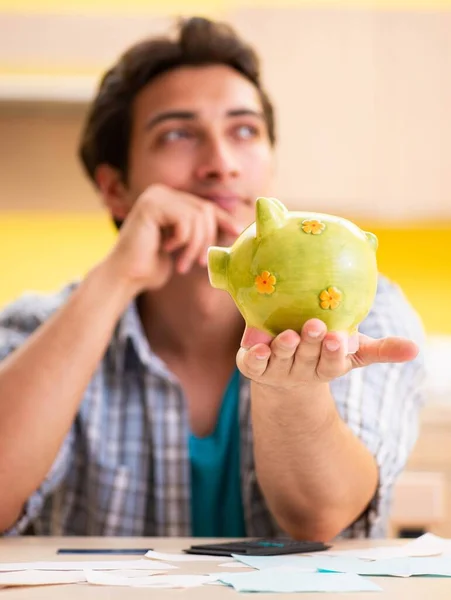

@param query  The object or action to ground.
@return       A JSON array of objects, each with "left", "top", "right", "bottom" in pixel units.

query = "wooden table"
[{"left": 0, "top": 537, "right": 450, "bottom": 598}]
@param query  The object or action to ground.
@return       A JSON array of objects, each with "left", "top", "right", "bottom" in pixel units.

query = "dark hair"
[{"left": 78, "top": 16, "right": 276, "bottom": 185}]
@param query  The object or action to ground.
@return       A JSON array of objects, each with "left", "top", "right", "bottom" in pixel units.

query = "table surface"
[{"left": 0, "top": 537, "right": 449, "bottom": 599}]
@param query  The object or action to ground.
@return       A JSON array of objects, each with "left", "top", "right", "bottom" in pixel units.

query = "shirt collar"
[{"left": 116, "top": 300, "right": 176, "bottom": 382}]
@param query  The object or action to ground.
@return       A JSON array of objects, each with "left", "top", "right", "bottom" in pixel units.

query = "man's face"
[{"left": 125, "top": 64, "right": 275, "bottom": 235}]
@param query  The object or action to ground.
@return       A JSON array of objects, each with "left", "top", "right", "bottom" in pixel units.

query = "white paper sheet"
[
  {"left": 0, "top": 570, "right": 86, "bottom": 587},
  {"left": 0, "top": 559, "right": 176, "bottom": 572},
  {"left": 217, "top": 561, "right": 250, "bottom": 568},
  {"left": 145, "top": 550, "right": 223, "bottom": 562},
  {"left": 321, "top": 533, "right": 451, "bottom": 560},
  {"left": 85, "top": 570, "right": 215, "bottom": 588},
  {"left": 105, "top": 569, "right": 168, "bottom": 578},
  {"left": 404, "top": 533, "right": 451, "bottom": 556}
]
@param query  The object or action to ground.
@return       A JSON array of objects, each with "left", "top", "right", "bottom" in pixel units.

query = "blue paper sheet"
[
  {"left": 217, "top": 568, "right": 382, "bottom": 593},
  {"left": 232, "top": 553, "right": 451, "bottom": 578}
]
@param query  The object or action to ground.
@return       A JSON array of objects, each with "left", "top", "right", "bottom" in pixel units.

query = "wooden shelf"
[{"left": 0, "top": 74, "right": 97, "bottom": 103}]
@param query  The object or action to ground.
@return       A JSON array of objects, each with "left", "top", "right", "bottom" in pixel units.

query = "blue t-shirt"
[{"left": 189, "top": 368, "right": 246, "bottom": 537}]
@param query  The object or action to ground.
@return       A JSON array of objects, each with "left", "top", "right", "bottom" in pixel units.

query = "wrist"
[
  {"left": 251, "top": 380, "right": 340, "bottom": 436},
  {"left": 87, "top": 257, "right": 139, "bottom": 306},
  {"left": 252, "top": 379, "right": 328, "bottom": 400}
]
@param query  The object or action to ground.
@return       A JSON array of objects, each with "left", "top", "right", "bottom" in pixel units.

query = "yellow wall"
[
  {"left": 1, "top": 213, "right": 450, "bottom": 334},
  {"left": 365, "top": 223, "right": 451, "bottom": 335},
  {"left": 1, "top": 214, "right": 116, "bottom": 304}
]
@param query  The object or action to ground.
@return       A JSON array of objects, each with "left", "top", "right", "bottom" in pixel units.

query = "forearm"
[
  {"left": 0, "top": 259, "right": 134, "bottom": 531},
  {"left": 251, "top": 381, "right": 378, "bottom": 541}
]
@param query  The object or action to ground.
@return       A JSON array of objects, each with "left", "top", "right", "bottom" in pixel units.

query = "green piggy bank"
[{"left": 207, "top": 196, "right": 378, "bottom": 337}]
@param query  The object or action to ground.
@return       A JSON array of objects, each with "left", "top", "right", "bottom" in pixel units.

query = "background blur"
[{"left": 1, "top": 0, "right": 451, "bottom": 536}]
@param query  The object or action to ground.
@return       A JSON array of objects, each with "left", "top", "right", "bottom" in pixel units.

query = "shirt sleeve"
[
  {"left": 0, "top": 292, "right": 75, "bottom": 536},
  {"left": 330, "top": 276, "right": 427, "bottom": 538}
]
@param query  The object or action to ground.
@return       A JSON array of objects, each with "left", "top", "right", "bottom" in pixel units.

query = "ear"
[
  {"left": 256, "top": 196, "right": 287, "bottom": 237},
  {"left": 95, "top": 164, "right": 131, "bottom": 221}
]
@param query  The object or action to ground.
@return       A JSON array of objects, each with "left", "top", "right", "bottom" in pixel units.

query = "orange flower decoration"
[
  {"left": 255, "top": 270, "right": 276, "bottom": 294},
  {"left": 319, "top": 287, "right": 342, "bottom": 310},
  {"left": 302, "top": 219, "right": 325, "bottom": 235}
]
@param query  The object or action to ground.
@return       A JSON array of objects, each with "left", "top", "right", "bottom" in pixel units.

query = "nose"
[{"left": 195, "top": 136, "right": 240, "bottom": 182}]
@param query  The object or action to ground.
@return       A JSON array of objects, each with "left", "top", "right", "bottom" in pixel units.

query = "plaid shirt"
[{"left": 0, "top": 275, "right": 425, "bottom": 539}]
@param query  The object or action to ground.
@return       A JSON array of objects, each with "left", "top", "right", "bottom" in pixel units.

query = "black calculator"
[{"left": 183, "top": 538, "right": 330, "bottom": 557}]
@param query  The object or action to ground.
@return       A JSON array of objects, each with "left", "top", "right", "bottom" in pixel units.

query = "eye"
[
  {"left": 160, "top": 128, "right": 193, "bottom": 143},
  {"left": 235, "top": 124, "right": 259, "bottom": 139}
]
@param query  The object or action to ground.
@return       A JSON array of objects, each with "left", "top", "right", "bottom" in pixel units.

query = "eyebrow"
[{"left": 144, "top": 108, "right": 264, "bottom": 131}]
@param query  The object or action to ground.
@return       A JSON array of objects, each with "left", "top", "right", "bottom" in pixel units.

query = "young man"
[{"left": 0, "top": 17, "right": 424, "bottom": 540}]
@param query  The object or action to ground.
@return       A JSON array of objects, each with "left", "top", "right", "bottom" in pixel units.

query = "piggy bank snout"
[{"left": 207, "top": 246, "right": 230, "bottom": 291}]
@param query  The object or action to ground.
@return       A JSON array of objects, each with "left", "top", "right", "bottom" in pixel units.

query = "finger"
[
  {"left": 241, "top": 326, "right": 274, "bottom": 350},
  {"left": 351, "top": 335, "right": 419, "bottom": 367},
  {"left": 163, "top": 219, "right": 191, "bottom": 253},
  {"left": 263, "top": 330, "right": 300, "bottom": 377},
  {"left": 198, "top": 204, "right": 217, "bottom": 266},
  {"left": 177, "top": 217, "right": 205, "bottom": 274},
  {"left": 348, "top": 334, "right": 360, "bottom": 354},
  {"left": 213, "top": 205, "right": 244, "bottom": 236},
  {"left": 236, "top": 345, "right": 270, "bottom": 379},
  {"left": 291, "top": 319, "right": 327, "bottom": 378},
  {"left": 316, "top": 332, "right": 348, "bottom": 380}
]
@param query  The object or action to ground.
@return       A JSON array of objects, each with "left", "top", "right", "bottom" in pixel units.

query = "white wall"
[{"left": 0, "top": 7, "right": 450, "bottom": 219}]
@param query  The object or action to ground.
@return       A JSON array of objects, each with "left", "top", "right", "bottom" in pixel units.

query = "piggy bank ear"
[
  {"left": 256, "top": 197, "right": 287, "bottom": 238},
  {"left": 365, "top": 231, "right": 378, "bottom": 251}
]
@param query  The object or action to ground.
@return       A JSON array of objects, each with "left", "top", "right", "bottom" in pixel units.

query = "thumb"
[
  {"left": 354, "top": 335, "right": 420, "bottom": 366},
  {"left": 240, "top": 326, "right": 274, "bottom": 350}
]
